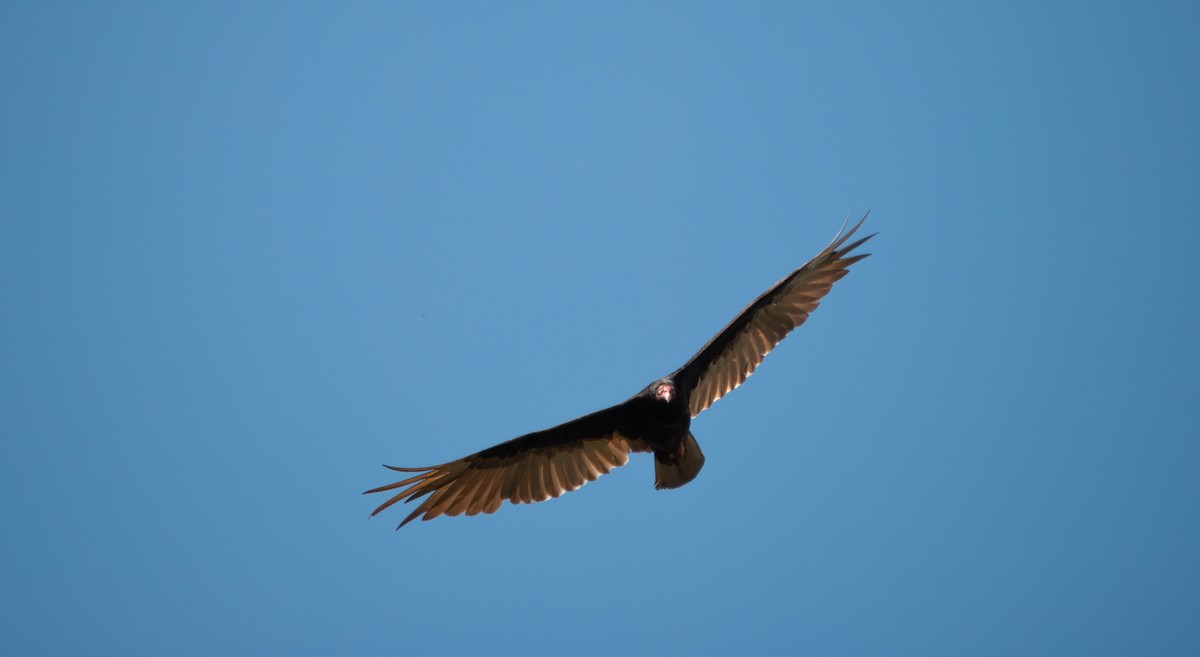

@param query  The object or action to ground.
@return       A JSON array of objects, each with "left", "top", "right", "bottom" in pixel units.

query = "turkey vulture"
[{"left": 366, "top": 214, "right": 873, "bottom": 528}]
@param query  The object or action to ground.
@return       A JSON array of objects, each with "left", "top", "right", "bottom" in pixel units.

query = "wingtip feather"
[{"left": 830, "top": 211, "right": 872, "bottom": 250}]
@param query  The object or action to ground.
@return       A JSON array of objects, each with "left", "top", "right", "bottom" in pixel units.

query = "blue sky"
[{"left": 2, "top": 2, "right": 1198, "bottom": 655}]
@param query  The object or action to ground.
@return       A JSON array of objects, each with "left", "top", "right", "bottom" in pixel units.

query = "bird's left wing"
[
  {"left": 364, "top": 404, "right": 648, "bottom": 528},
  {"left": 674, "top": 214, "right": 874, "bottom": 418}
]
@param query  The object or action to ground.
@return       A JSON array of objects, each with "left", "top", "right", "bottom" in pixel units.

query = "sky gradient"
[{"left": 3, "top": 2, "right": 1198, "bottom": 655}]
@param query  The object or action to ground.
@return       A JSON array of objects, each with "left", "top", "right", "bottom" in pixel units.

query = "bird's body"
[{"left": 366, "top": 215, "right": 873, "bottom": 528}]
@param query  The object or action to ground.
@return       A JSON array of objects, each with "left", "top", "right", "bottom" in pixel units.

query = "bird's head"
[{"left": 651, "top": 380, "right": 675, "bottom": 404}]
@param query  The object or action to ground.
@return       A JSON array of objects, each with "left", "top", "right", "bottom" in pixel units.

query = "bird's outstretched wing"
[
  {"left": 674, "top": 214, "right": 873, "bottom": 418},
  {"left": 364, "top": 404, "right": 647, "bottom": 528}
]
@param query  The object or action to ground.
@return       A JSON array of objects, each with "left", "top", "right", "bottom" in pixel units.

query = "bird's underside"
[{"left": 366, "top": 214, "right": 874, "bottom": 528}]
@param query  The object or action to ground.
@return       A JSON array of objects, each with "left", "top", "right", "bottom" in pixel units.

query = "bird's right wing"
[
  {"left": 674, "top": 214, "right": 873, "bottom": 418},
  {"left": 364, "top": 404, "right": 647, "bottom": 528}
]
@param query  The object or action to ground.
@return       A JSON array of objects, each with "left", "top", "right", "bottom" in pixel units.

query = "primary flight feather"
[{"left": 366, "top": 214, "right": 874, "bottom": 528}]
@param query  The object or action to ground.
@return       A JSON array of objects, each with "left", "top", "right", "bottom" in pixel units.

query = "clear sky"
[{"left": 2, "top": 2, "right": 1198, "bottom": 655}]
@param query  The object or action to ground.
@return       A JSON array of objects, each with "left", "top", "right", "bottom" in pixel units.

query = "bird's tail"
[{"left": 654, "top": 432, "right": 705, "bottom": 490}]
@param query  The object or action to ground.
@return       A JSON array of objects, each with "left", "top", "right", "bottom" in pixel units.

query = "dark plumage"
[{"left": 366, "top": 215, "right": 874, "bottom": 528}]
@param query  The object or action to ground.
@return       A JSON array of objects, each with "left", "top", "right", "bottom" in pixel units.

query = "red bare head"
[{"left": 654, "top": 382, "right": 674, "bottom": 403}]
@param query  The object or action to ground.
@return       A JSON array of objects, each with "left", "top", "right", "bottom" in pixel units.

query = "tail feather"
[{"left": 654, "top": 432, "right": 705, "bottom": 490}]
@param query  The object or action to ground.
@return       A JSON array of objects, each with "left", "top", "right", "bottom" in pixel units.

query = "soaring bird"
[{"left": 366, "top": 215, "right": 873, "bottom": 528}]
